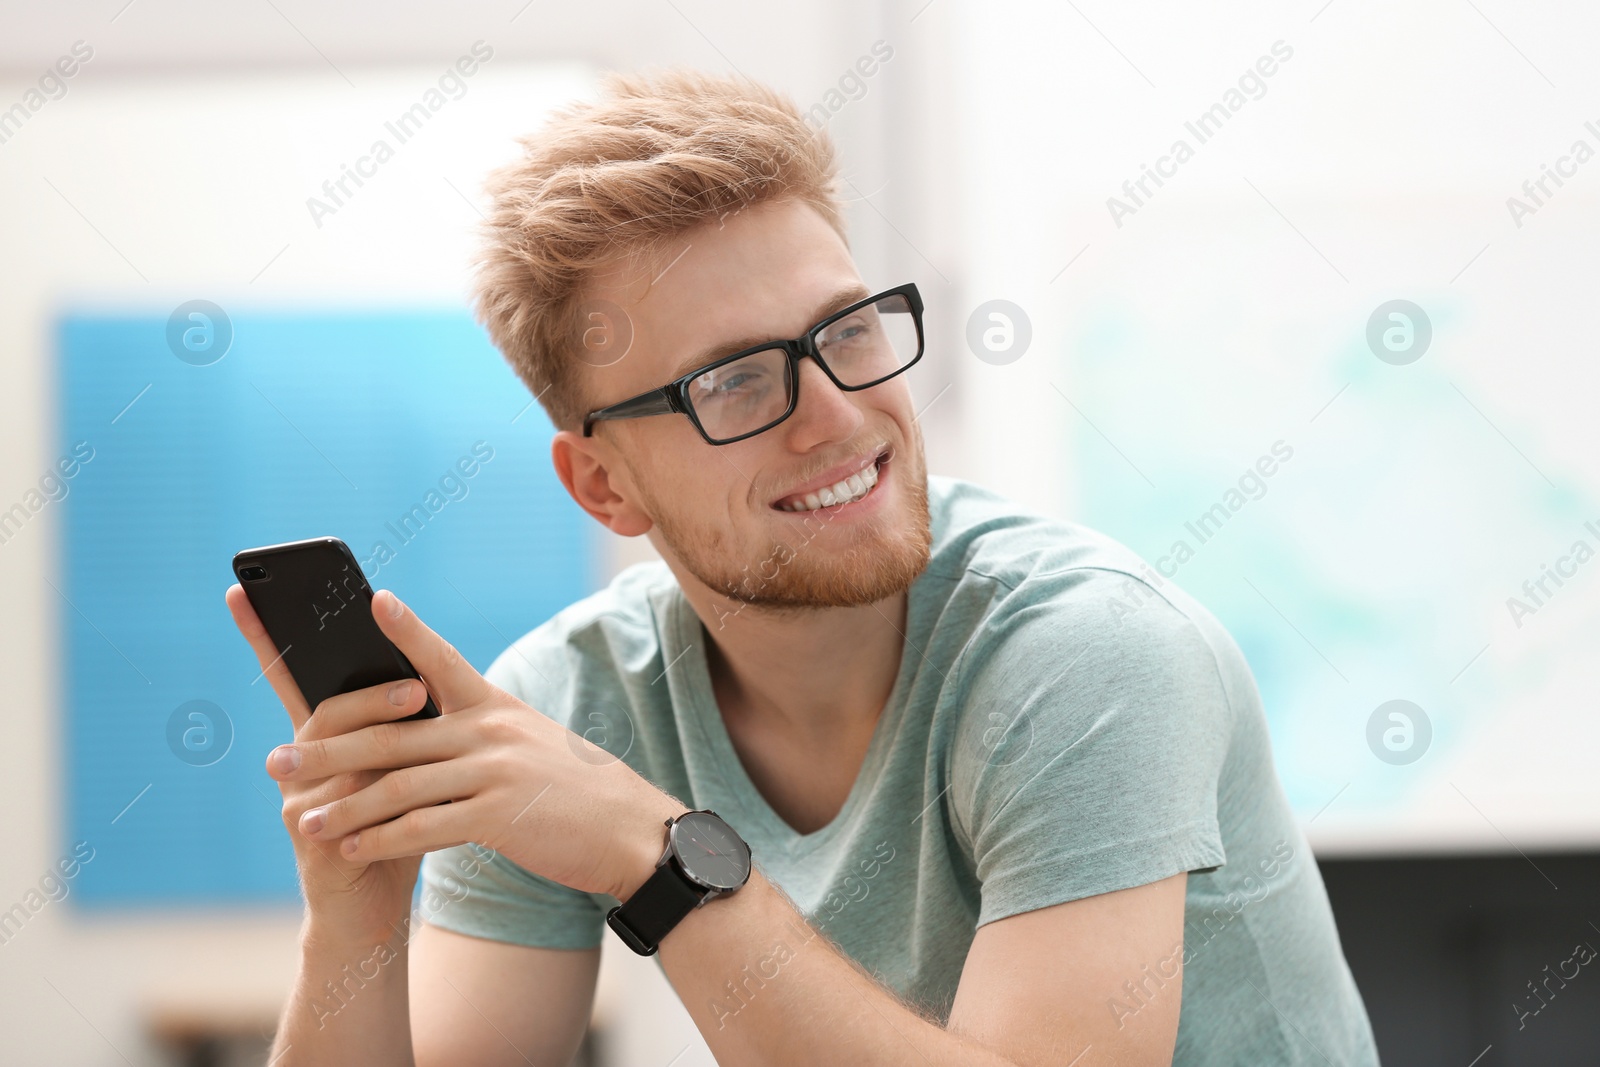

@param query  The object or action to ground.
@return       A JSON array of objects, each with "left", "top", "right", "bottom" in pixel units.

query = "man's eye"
[
  {"left": 694, "top": 367, "right": 771, "bottom": 401},
  {"left": 820, "top": 320, "right": 872, "bottom": 348},
  {"left": 707, "top": 372, "right": 755, "bottom": 394}
]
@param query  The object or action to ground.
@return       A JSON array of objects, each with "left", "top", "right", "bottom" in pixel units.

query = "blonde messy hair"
[{"left": 470, "top": 68, "right": 849, "bottom": 431}]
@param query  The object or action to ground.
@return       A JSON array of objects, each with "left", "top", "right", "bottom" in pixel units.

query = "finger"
[
  {"left": 299, "top": 760, "right": 477, "bottom": 843},
  {"left": 299, "top": 823, "right": 386, "bottom": 888},
  {"left": 339, "top": 794, "right": 481, "bottom": 863},
  {"left": 276, "top": 768, "right": 384, "bottom": 868},
  {"left": 370, "top": 590, "right": 490, "bottom": 712},
  {"left": 225, "top": 583, "right": 313, "bottom": 731},
  {"left": 265, "top": 677, "right": 430, "bottom": 777},
  {"left": 271, "top": 713, "right": 468, "bottom": 782},
  {"left": 275, "top": 769, "right": 385, "bottom": 825},
  {"left": 302, "top": 674, "right": 432, "bottom": 743}
]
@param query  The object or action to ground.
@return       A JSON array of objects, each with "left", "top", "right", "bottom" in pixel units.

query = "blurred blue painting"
[{"left": 54, "top": 305, "right": 593, "bottom": 906}]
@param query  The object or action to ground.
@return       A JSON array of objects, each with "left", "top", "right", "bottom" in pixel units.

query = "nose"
[{"left": 781, "top": 353, "right": 863, "bottom": 451}]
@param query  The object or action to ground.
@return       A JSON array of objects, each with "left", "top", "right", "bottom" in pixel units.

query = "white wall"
[{"left": 947, "top": 0, "right": 1600, "bottom": 853}]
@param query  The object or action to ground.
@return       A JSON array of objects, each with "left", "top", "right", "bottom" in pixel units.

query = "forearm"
[
  {"left": 269, "top": 918, "right": 416, "bottom": 1067},
  {"left": 659, "top": 869, "right": 1017, "bottom": 1067}
]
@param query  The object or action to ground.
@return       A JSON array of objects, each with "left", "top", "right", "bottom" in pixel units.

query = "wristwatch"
[{"left": 606, "top": 809, "right": 752, "bottom": 955}]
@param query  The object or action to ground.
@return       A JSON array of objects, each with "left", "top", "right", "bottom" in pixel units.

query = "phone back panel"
[{"left": 232, "top": 537, "right": 439, "bottom": 718}]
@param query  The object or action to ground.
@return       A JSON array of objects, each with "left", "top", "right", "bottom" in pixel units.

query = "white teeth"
[{"left": 779, "top": 457, "right": 882, "bottom": 512}]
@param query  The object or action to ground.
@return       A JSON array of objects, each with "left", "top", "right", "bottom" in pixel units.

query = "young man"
[{"left": 226, "top": 70, "right": 1378, "bottom": 1066}]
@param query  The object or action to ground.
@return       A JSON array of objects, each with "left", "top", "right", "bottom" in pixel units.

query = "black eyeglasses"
[{"left": 581, "top": 282, "right": 924, "bottom": 445}]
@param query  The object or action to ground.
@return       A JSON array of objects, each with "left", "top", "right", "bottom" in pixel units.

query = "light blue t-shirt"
[{"left": 421, "top": 475, "right": 1378, "bottom": 1064}]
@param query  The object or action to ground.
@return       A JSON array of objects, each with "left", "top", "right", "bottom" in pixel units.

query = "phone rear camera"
[{"left": 240, "top": 565, "right": 268, "bottom": 581}]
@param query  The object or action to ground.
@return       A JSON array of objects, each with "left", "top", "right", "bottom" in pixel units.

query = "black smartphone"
[{"left": 231, "top": 536, "right": 441, "bottom": 721}]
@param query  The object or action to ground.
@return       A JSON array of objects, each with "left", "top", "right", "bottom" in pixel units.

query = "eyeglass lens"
[{"left": 683, "top": 292, "right": 919, "bottom": 441}]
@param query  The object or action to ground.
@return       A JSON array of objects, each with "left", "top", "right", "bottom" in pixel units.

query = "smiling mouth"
[{"left": 773, "top": 447, "right": 891, "bottom": 512}]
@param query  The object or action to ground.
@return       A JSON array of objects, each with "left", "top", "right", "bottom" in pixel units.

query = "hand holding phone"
[
  {"left": 227, "top": 537, "right": 441, "bottom": 941},
  {"left": 227, "top": 538, "right": 688, "bottom": 932}
]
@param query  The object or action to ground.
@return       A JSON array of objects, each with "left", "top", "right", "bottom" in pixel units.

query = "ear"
[{"left": 551, "top": 429, "right": 653, "bottom": 537}]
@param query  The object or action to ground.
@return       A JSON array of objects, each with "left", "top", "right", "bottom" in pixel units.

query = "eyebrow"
[{"left": 669, "top": 283, "right": 874, "bottom": 379}]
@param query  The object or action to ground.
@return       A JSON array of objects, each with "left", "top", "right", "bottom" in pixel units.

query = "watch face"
[{"left": 671, "top": 811, "right": 751, "bottom": 891}]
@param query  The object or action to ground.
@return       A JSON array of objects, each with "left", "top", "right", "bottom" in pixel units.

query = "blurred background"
[{"left": 3, "top": 0, "right": 1598, "bottom": 1064}]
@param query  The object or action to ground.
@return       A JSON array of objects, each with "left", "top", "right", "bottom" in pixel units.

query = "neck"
[{"left": 678, "top": 581, "right": 908, "bottom": 743}]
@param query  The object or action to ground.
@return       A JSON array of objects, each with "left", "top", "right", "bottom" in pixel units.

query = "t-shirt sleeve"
[
  {"left": 949, "top": 571, "right": 1231, "bottom": 928},
  {"left": 418, "top": 635, "right": 607, "bottom": 950}
]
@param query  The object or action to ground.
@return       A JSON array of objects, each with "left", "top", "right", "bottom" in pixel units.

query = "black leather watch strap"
[{"left": 606, "top": 858, "right": 708, "bottom": 955}]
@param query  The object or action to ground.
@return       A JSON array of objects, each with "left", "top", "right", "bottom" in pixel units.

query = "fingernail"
[
  {"left": 269, "top": 745, "right": 301, "bottom": 775},
  {"left": 300, "top": 807, "right": 325, "bottom": 835},
  {"left": 388, "top": 680, "right": 412, "bottom": 705},
  {"left": 382, "top": 590, "right": 404, "bottom": 618},
  {"left": 342, "top": 833, "right": 360, "bottom": 856}
]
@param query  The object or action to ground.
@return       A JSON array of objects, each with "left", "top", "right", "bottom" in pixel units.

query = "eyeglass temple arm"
[{"left": 583, "top": 388, "right": 679, "bottom": 435}]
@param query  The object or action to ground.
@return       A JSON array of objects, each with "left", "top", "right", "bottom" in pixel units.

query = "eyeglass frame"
[{"left": 580, "top": 281, "right": 925, "bottom": 446}]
